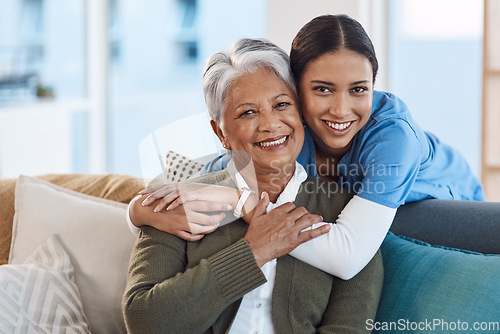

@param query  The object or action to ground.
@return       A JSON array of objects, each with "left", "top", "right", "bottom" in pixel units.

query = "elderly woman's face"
[{"left": 213, "top": 68, "right": 304, "bottom": 172}]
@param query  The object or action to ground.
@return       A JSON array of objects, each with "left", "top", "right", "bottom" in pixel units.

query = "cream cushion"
[
  {"left": 0, "top": 235, "right": 90, "bottom": 333},
  {"left": 9, "top": 175, "right": 136, "bottom": 334}
]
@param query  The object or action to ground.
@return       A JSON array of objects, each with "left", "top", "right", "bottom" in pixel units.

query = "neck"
[
  {"left": 241, "top": 162, "right": 295, "bottom": 203},
  {"left": 312, "top": 134, "right": 353, "bottom": 182}
]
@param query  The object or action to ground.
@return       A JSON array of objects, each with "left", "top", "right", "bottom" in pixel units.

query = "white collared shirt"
[{"left": 227, "top": 160, "right": 307, "bottom": 334}]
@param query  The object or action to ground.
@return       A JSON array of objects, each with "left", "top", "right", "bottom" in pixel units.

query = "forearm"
[
  {"left": 123, "top": 227, "right": 266, "bottom": 333},
  {"left": 289, "top": 196, "right": 396, "bottom": 279},
  {"left": 318, "top": 250, "right": 384, "bottom": 333},
  {"left": 127, "top": 194, "right": 180, "bottom": 234}
]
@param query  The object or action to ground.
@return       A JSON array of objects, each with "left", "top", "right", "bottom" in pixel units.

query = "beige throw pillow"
[{"left": 9, "top": 175, "right": 136, "bottom": 334}]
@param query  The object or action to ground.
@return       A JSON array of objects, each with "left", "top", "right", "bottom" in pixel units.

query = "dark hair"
[{"left": 290, "top": 14, "right": 378, "bottom": 84}]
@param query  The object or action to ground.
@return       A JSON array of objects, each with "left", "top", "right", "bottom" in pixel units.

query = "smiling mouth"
[
  {"left": 255, "top": 135, "right": 289, "bottom": 148},
  {"left": 323, "top": 121, "right": 354, "bottom": 136},
  {"left": 325, "top": 121, "right": 353, "bottom": 132}
]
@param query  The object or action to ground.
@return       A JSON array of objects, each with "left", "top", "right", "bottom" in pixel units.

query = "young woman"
[{"left": 135, "top": 14, "right": 484, "bottom": 278}]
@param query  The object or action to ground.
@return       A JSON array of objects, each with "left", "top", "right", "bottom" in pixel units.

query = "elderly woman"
[{"left": 123, "top": 38, "right": 383, "bottom": 333}]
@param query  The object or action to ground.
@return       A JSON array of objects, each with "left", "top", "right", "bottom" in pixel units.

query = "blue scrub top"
[{"left": 202, "top": 91, "right": 485, "bottom": 208}]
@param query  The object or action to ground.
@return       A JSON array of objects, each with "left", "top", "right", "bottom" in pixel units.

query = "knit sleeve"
[{"left": 122, "top": 226, "right": 266, "bottom": 334}]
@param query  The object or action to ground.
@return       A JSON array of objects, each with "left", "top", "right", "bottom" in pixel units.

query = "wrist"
[
  {"left": 241, "top": 193, "right": 259, "bottom": 219},
  {"left": 234, "top": 187, "right": 256, "bottom": 218},
  {"left": 244, "top": 237, "right": 267, "bottom": 268}
]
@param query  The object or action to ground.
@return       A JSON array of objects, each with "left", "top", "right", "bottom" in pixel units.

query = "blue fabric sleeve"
[
  {"left": 200, "top": 153, "right": 231, "bottom": 175},
  {"left": 353, "top": 119, "right": 421, "bottom": 209}
]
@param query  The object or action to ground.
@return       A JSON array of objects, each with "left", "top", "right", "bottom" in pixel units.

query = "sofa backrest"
[{"left": 392, "top": 199, "right": 500, "bottom": 254}]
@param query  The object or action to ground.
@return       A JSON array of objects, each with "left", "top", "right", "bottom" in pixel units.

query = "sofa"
[{"left": 0, "top": 164, "right": 499, "bottom": 333}]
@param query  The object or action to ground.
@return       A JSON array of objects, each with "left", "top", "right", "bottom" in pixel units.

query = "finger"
[
  {"left": 150, "top": 184, "right": 181, "bottom": 200},
  {"left": 139, "top": 186, "right": 163, "bottom": 195},
  {"left": 248, "top": 192, "right": 269, "bottom": 223},
  {"left": 154, "top": 195, "right": 177, "bottom": 212},
  {"left": 176, "top": 230, "right": 205, "bottom": 241},
  {"left": 139, "top": 187, "right": 159, "bottom": 195},
  {"left": 149, "top": 187, "right": 183, "bottom": 209},
  {"left": 185, "top": 211, "right": 226, "bottom": 226},
  {"left": 142, "top": 190, "right": 176, "bottom": 207},
  {"left": 141, "top": 194, "right": 156, "bottom": 206},
  {"left": 274, "top": 201, "right": 297, "bottom": 214},
  {"left": 294, "top": 212, "right": 323, "bottom": 230},
  {"left": 162, "top": 190, "right": 193, "bottom": 210},
  {"left": 139, "top": 183, "right": 176, "bottom": 195},
  {"left": 165, "top": 194, "right": 188, "bottom": 211},
  {"left": 189, "top": 222, "right": 220, "bottom": 234},
  {"left": 142, "top": 183, "right": 183, "bottom": 206},
  {"left": 298, "top": 223, "right": 331, "bottom": 242},
  {"left": 183, "top": 201, "right": 233, "bottom": 212}
]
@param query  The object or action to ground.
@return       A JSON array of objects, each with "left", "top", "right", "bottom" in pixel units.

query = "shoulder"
[
  {"left": 201, "top": 153, "right": 231, "bottom": 174},
  {"left": 360, "top": 91, "right": 421, "bottom": 143},
  {"left": 357, "top": 116, "right": 421, "bottom": 161},
  {"left": 133, "top": 225, "right": 187, "bottom": 263},
  {"left": 370, "top": 90, "right": 413, "bottom": 123},
  {"left": 359, "top": 93, "right": 423, "bottom": 152}
]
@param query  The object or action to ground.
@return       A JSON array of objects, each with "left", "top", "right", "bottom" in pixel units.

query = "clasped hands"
[{"left": 136, "top": 182, "right": 330, "bottom": 266}]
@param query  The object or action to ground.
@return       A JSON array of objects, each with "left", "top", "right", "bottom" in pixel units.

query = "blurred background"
[{"left": 1, "top": 0, "right": 499, "bottom": 199}]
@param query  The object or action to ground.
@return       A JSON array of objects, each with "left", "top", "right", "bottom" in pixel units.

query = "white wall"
[
  {"left": 265, "top": 0, "right": 388, "bottom": 90},
  {"left": 0, "top": 106, "right": 74, "bottom": 177}
]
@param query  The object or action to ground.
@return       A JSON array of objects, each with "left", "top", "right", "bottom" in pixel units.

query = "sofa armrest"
[{"left": 392, "top": 199, "right": 500, "bottom": 254}]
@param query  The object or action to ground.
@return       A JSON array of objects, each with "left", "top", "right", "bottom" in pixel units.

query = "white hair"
[{"left": 202, "top": 38, "right": 297, "bottom": 124}]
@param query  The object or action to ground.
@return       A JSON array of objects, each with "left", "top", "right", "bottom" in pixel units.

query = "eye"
[
  {"left": 238, "top": 109, "right": 256, "bottom": 118},
  {"left": 313, "top": 86, "right": 331, "bottom": 94},
  {"left": 275, "top": 102, "right": 291, "bottom": 110},
  {"left": 351, "top": 86, "right": 368, "bottom": 94}
]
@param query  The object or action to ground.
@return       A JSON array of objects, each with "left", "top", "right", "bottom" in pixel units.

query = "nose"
[
  {"left": 257, "top": 110, "right": 282, "bottom": 133},
  {"left": 329, "top": 94, "right": 350, "bottom": 118}
]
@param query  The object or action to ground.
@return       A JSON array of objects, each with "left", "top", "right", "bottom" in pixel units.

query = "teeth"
[
  {"left": 257, "top": 136, "right": 287, "bottom": 147},
  {"left": 326, "top": 121, "right": 352, "bottom": 131}
]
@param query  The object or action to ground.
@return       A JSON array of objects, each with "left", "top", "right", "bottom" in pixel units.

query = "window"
[
  {"left": 387, "top": 0, "right": 483, "bottom": 177},
  {"left": 108, "top": 0, "right": 267, "bottom": 177},
  {"left": 0, "top": 0, "right": 87, "bottom": 177}
]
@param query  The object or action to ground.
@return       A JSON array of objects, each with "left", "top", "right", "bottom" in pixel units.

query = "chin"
[{"left": 268, "top": 157, "right": 296, "bottom": 173}]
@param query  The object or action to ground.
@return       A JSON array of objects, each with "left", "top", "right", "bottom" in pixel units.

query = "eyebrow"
[
  {"left": 235, "top": 102, "right": 256, "bottom": 110},
  {"left": 311, "top": 80, "right": 371, "bottom": 86},
  {"left": 272, "top": 93, "right": 292, "bottom": 100},
  {"left": 234, "top": 93, "right": 292, "bottom": 110}
]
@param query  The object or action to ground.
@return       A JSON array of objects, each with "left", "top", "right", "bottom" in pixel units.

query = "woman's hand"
[
  {"left": 140, "top": 182, "right": 240, "bottom": 213},
  {"left": 130, "top": 194, "right": 233, "bottom": 241},
  {"left": 244, "top": 192, "right": 331, "bottom": 267}
]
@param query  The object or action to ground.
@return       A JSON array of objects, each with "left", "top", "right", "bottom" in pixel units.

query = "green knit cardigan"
[{"left": 123, "top": 170, "right": 383, "bottom": 334}]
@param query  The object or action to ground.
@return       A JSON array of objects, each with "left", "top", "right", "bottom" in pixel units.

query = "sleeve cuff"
[
  {"left": 208, "top": 238, "right": 266, "bottom": 302},
  {"left": 127, "top": 197, "right": 141, "bottom": 235}
]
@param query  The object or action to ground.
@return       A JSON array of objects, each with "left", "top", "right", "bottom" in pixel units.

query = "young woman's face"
[
  {"left": 299, "top": 49, "right": 373, "bottom": 157},
  {"left": 213, "top": 68, "right": 304, "bottom": 173}
]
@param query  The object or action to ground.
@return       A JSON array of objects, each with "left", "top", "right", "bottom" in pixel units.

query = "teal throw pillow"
[{"left": 372, "top": 232, "right": 500, "bottom": 334}]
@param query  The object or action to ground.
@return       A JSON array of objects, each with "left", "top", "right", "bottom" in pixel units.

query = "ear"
[{"left": 210, "top": 119, "right": 230, "bottom": 150}]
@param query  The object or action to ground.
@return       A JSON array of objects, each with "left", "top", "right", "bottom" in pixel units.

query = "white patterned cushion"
[
  {"left": 164, "top": 150, "right": 204, "bottom": 182},
  {"left": 0, "top": 235, "right": 90, "bottom": 333}
]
